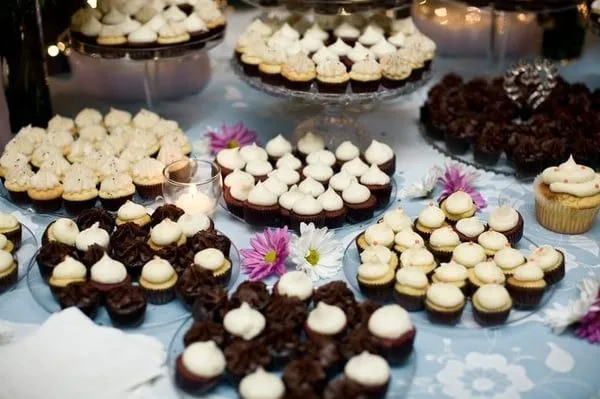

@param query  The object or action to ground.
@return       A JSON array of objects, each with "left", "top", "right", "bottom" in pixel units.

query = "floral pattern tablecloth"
[{"left": 0, "top": 10, "right": 599, "bottom": 399}]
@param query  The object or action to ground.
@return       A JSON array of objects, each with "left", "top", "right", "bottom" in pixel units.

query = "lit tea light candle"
[{"left": 175, "top": 186, "right": 216, "bottom": 215}]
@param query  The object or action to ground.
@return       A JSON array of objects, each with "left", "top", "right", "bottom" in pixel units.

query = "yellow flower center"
[
  {"left": 263, "top": 249, "right": 277, "bottom": 265},
  {"left": 305, "top": 249, "right": 320, "bottom": 266},
  {"left": 227, "top": 139, "right": 240, "bottom": 148}
]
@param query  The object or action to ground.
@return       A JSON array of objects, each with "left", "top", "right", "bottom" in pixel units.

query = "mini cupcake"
[
  {"left": 315, "top": 59, "right": 350, "bottom": 94},
  {"left": 393, "top": 229, "right": 424, "bottom": 255},
  {"left": 0, "top": 213, "right": 22, "bottom": 249},
  {"left": 312, "top": 47, "right": 339, "bottom": 65},
  {"left": 47, "top": 255, "right": 87, "bottom": 296},
  {"left": 89, "top": 253, "right": 131, "bottom": 295},
  {"left": 380, "top": 53, "right": 411, "bottom": 89},
  {"left": 132, "top": 158, "right": 165, "bottom": 199},
  {"left": 302, "top": 162, "right": 334, "bottom": 186},
  {"left": 277, "top": 186, "right": 303, "bottom": 226},
  {"left": 356, "top": 223, "right": 394, "bottom": 253},
  {"left": 98, "top": 173, "right": 136, "bottom": 211},
  {"left": 358, "top": 25, "right": 384, "bottom": 47},
  {"left": 342, "top": 352, "right": 390, "bottom": 397},
  {"left": 334, "top": 22, "right": 360, "bottom": 45},
  {"left": 224, "top": 168, "right": 255, "bottom": 193},
  {"left": 139, "top": 257, "right": 178, "bottom": 304},
  {"left": 455, "top": 216, "right": 486, "bottom": 242},
  {"left": 356, "top": 261, "right": 394, "bottom": 301},
  {"left": 506, "top": 263, "right": 547, "bottom": 308},
  {"left": 452, "top": 242, "right": 487, "bottom": 269},
  {"left": 329, "top": 170, "right": 357, "bottom": 195},
  {"left": 367, "top": 304, "right": 416, "bottom": 365},
  {"left": 0, "top": 250, "right": 18, "bottom": 293},
  {"left": 440, "top": 191, "right": 477, "bottom": 224},
  {"left": 259, "top": 46, "right": 287, "bottom": 85},
  {"left": 241, "top": 40, "right": 267, "bottom": 76},
  {"left": 487, "top": 205, "right": 524, "bottom": 245},
  {"left": 272, "top": 270, "right": 313, "bottom": 303},
  {"left": 27, "top": 170, "right": 63, "bottom": 212},
  {"left": 297, "top": 177, "right": 325, "bottom": 198},
  {"left": 472, "top": 284, "right": 512, "bottom": 326},
  {"left": 427, "top": 226, "right": 460, "bottom": 262},
  {"left": 239, "top": 368, "right": 286, "bottom": 399},
  {"left": 270, "top": 167, "right": 301, "bottom": 186},
  {"left": 57, "top": 281, "right": 101, "bottom": 318},
  {"left": 360, "top": 245, "right": 398, "bottom": 271},
  {"left": 431, "top": 261, "right": 468, "bottom": 296},
  {"left": 349, "top": 58, "right": 381, "bottom": 93},
  {"left": 534, "top": 156, "right": 600, "bottom": 234},
  {"left": 148, "top": 219, "right": 186, "bottom": 251},
  {"left": 363, "top": 140, "right": 395, "bottom": 176},
  {"left": 116, "top": 201, "right": 151, "bottom": 228},
  {"left": 305, "top": 302, "right": 347, "bottom": 341},
  {"left": 413, "top": 204, "right": 446, "bottom": 240},
  {"left": 296, "top": 132, "right": 326, "bottom": 161},
  {"left": 346, "top": 42, "right": 371, "bottom": 66},
  {"left": 393, "top": 267, "right": 429, "bottom": 311},
  {"left": 103, "top": 107, "right": 131, "bottom": 129},
  {"left": 3, "top": 167, "right": 33, "bottom": 204},
  {"left": 47, "top": 114, "right": 75, "bottom": 135},
  {"left": 105, "top": 284, "right": 147, "bottom": 327},
  {"left": 176, "top": 341, "right": 226, "bottom": 394},
  {"left": 425, "top": 282, "right": 466, "bottom": 324},
  {"left": 477, "top": 230, "right": 510, "bottom": 257},
  {"left": 61, "top": 172, "right": 98, "bottom": 215},
  {"left": 467, "top": 261, "right": 506, "bottom": 294},
  {"left": 193, "top": 248, "right": 232, "bottom": 287},
  {"left": 43, "top": 217, "right": 79, "bottom": 247},
  {"left": 290, "top": 195, "right": 325, "bottom": 229},
  {"left": 223, "top": 302, "right": 266, "bottom": 341},
  {"left": 342, "top": 181, "right": 377, "bottom": 221},
  {"left": 327, "top": 38, "right": 352, "bottom": 61},
  {"left": 493, "top": 247, "right": 526, "bottom": 276},
  {"left": 527, "top": 245, "right": 565, "bottom": 285},
  {"left": 0, "top": 151, "right": 30, "bottom": 179},
  {"left": 75, "top": 222, "right": 110, "bottom": 254},
  {"left": 157, "top": 21, "right": 190, "bottom": 45},
  {"left": 359, "top": 164, "right": 391, "bottom": 207},
  {"left": 300, "top": 35, "right": 324, "bottom": 57},
  {"left": 245, "top": 160, "right": 273, "bottom": 182},
  {"left": 400, "top": 247, "right": 437, "bottom": 276},
  {"left": 243, "top": 182, "right": 280, "bottom": 225},
  {"left": 177, "top": 213, "right": 214, "bottom": 238},
  {"left": 275, "top": 153, "right": 303, "bottom": 172},
  {"left": 281, "top": 53, "right": 316, "bottom": 91},
  {"left": 334, "top": 141, "right": 360, "bottom": 167},
  {"left": 262, "top": 176, "right": 287, "bottom": 199},
  {"left": 265, "top": 135, "right": 293, "bottom": 163},
  {"left": 317, "top": 188, "right": 347, "bottom": 228}
]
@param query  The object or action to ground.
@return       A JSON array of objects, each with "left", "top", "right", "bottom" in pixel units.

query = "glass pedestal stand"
[{"left": 232, "top": 58, "right": 433, "bottom": 147}]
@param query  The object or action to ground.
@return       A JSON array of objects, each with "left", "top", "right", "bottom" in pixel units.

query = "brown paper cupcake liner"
[
  {"left": 427, "top": 245, "right": 454, "bottom": 263},
  {"left": 535, "top": 197, "right": 599, "bottom": 235},
  {"left": 506, "top": 283, "right": 545, "bottom": 308},
  {"left": 316, "top": 80, "right": 349, "bottom": 94},
  {"left": 176, "top": 356, "right": 222, "bottom": 395},
  {"left": 290, "top": 212, "right": 326, "bottom": 230},
  {"left": 357, "top": 278, "right": 394, "bottom": 302},
  {"left": 345, "top": 195, "right": 377, "bottom": 222},
  {"left": 243, "top": 204, "right": 280, "bottom": 226},
  {"left": 324, "top": 209, "right": 347, "bottom": 228},
  {"left": 106, "top": 302, "right": 147, "bottom": 327},
  {"left": 376, "top": 329, "right": 416, "bottom": 366},
  {"left": 425, "top": 301, "right": 465, "bottom": 324},
  {"left": 99, "top": 194, "right": 133, "bottom": 212},
  {"left": 350, "top": 79, "right": 380, "bottom": 93},
  {"left": 393, "top": 289, "right": 425, "bottom": 311},
  {"left": 473, "top": 305, "right": 511, "bottom": 326},
  {"left": 543, "top": 256, "right": 565, "bottom": 285},
  {"left": 0, "top": 263, "right": 18, "bottom": 293},
  {"left": 365, "top": 183, "right": 392, "bottom": 208},
  {"left": 135, "top": 183, "right": 163, "bottom": 200},
  {"left": 284, "top": 78, "right": 313, "bottom": 92},
  {"left": 381, "top": 77, "right": 408, "bottom": 90},
  {"left": 142, "top": 285, "right": 176, "bottom": 305},
  {"left": 413, "top": 219, "right": 433, "bottom": 241},
  {"left": 223, "top": 189, "right": 245, "bottom": 219},
  {"left": 214, "top": 264, "right": 232, "bottom": 288}
]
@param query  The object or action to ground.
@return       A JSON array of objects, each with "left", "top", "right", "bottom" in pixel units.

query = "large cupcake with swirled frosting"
[{"left": 534, "top": 155, "right": 600, "bottom": 234}]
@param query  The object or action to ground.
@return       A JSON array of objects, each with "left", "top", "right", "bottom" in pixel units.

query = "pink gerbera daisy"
[
  {"left": 241, "top": 227, "right": 290, "bottom": 281},
  {"left": 207, "top": 122, "right": 257, "bottom": 154}
]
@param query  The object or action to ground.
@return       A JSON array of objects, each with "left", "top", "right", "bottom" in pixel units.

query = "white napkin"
[{"left": 0, "top": 308, "right": 166, "bottom": 399}]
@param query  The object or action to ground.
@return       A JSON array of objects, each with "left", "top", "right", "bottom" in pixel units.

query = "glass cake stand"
[
  {"left": 232, "top": 58, "right": 433, "bottom": 146},
  {"left": 240, "top": 0, "right": 410, "bottom": 13}
]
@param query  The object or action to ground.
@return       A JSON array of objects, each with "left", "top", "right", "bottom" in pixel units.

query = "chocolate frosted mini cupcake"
[
  {"left": 425, "top": 282, "right": 466, "bottom": 324},
  {"left": 176, "top": 341, "right": 226, "bottom": 395},
  {"left": 359, "top": 165, "right": 391, "bottom": 207},
  {"left": 349, "top": 58, "right": 381, "bottom": 93},
  {"left": 184, "top": 321, "right": 226, "bottom": 348},
  {"left": 281, "top": 53, "right": 316, "bottom": 91},
  {"left": 188, "top": 229, "right": 232, "bottom": 258},
  {"left": 176, "top": 267, "right": 217, "bottom": 308},
  {"left": 191, "top": 284, "right": 229, "bottom": 323},
  {"left": 224, "top": 340, "right": 271, "bottom": 382},
  {"left": 316, "top": 59, "right": 350, "bottom": 94},
  {"left": 506, "top": 264, "right": 547, "bottom": 308},
  {"left": 105, "top": 284, "right": 147, "bottom": 327},
  {"left": 151, "top": 204, "right": 185, "bottom": 227},
  {"left": 283, "top": 356, "right": 327, "bottom": 396},
  {"left": 368, "top": 304, "right": 415, "bottom": 365},
  {"left": 229, "top": 280, "right": 271, "bottom": 311},
  {"left": 99, "top": 173, "right": 136, "bottom": 211},
  {"left": 472, "top": 284, "right": 512, "bottom": 326},
  {"left": 36, "top": 241, "right": 74, "bottom": 280},
  {"left": 487, "top": 205, "right": 524, "bottom": 245},
  {"left": 393, "top": 267, "right": 428, "bottom": 311},
  {"left": 342, "top": 181, "right": 377, "bottom": 222},
  {"left": 132, "top": 158, "right": 165, "bottom": 200},
  {"left": 243, "top": 182, "right": 280, "bottom": 226},
  {"left": 76, "top": 208, "right": 115, "bottom": 233},
  {"left": 139, "top": 257, "right": 178, "bottom": 304},
  {"left": 57, "top": 281, "right": 101, "bottom": 318},
  {"left": 363, "top": 140, "right": 395, "bottom": 176}
]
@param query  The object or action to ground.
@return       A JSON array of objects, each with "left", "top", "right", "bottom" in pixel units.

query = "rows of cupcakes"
[
  {"left": 0, "top": 108, "right": 192, "bottom": 213},
  {"left": 351, "top": 200, "right": 564, "bottom": 326},
  {"left": 70, "top": 0, "right": 226, "bottom": 49},
  {"left": 175, "top": 273, "right": 416, "bottom": 397},
  {"left": 0, "top": 212, "right": 28, "bottom": 293},
  {"left": 235, "top": 13, "right": 435, "bottom": 93},
  {"left": 217, "top": 133, "right": 396, "bottom": 228},
  {"left": 33, "top": 203, "right": 235, "bottom": 326}
]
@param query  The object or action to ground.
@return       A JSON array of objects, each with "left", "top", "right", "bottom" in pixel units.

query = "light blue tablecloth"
[{"left": 1, "top": 10, "right": 599, "bottom": 399}]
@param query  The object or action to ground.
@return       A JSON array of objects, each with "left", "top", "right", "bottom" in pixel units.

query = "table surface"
[{"left": 1, "top": 10, "right": 600, "bottom": 399}]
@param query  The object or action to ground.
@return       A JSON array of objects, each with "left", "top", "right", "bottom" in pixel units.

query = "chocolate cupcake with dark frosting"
[
  {"left": 348, "top": 300, "right": 381, "bottom": 329},
  {"left": 188, "top": 230, "right": 232, "bottom": 257},
  {"left": 263, "top": 296, "right": 308, "bottom": 331},
  {"left": 81, "top": 243, "right": 106, "bottom": 268},
  {"left": 57, "top": 281, "right": 101, "bottom": 318},
  {"left": 76, "top": 208, "right": 115, "bottom": 233},
  {"left": 110, "top": 241, "right": 154, "bottom": 279},
  {"left": 184, "top": 321, "right": 226, "bottom": 348},
  {"left": 110, "top": 222, "right": 148, "bottom": 246},
  {"left": 176, "top": 267, "right": 217, "bottom": 309},
  {"left": 312, "top": 281, "right": 356, "bottom": 311},
  {"left": 341, "top": 327, "right": 381, "bottom": 361},
  {"left": 105, "top": 284, "right": 147, "bottom": 327},
  {"left": 444, "top": 116, "right": 478, "bottom": 155},
  {"left": 229, "top": 281, "right": 271, "bottom": 311},
  {"left": 191, "top": 284, "right": 229, "bottom": 323},
  {"left": 474, "top": 123, "right": 505, "bottom": 166},
  {"left": 153, "top": 244, "right": 179, "bottom": 266},
  {"left": 176, "top": 245, "right": 195, "bottom": 274},
  {"left": 298, "top": 339, "right": 342, "bottom": 378},
  {"left": 283, "top": 356, "right": 327, "bottom": 395},
  {"left": 263, "top": 324, "right": 301, "bottom": 368},
  {"left": 224, "top": 340, "right": 271, "bottom": 381},
  {"left": 36, "top": 241, "right": 76, "bottom": 280},
  {"left": 150, "top": 204, "right": 185, "bottom": 227}
]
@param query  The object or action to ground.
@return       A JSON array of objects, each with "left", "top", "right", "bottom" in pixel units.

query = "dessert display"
[
  {"left": 420, "top": 74, "right": 600, "bottom": 176},
  {"left": 234, "top": 13, "right": 435, "bottom": 94},
  {"left": 0, "top": 108, "right": 192, "bottom": 214},
  {"left": 533, "top": 155, "right": 600, "bottom": 234},
  {"left": 0, "top": 212, "right": 37, "bottom": 294},
  {"left": 69, "top": 0, "right": 226, "bottom": 57},
  {"left": 171, "top": 275, "right": 416, "bottom": 397},
  {"left": 345, "top": 204, "right": 563, "bottom": 326},
  {"left": 27, "top": 203, "right": 239, "bottom": 327},
  {"left": 220, "top": 134, "right": 397, "bottom": 228}
]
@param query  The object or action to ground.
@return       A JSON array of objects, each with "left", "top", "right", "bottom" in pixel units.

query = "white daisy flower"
[
  {"left": 543, "top": 277, "right": 600, "bottom": 334},
  {"left": 290, "top": 223, "right": 343, "bottom": 282}
]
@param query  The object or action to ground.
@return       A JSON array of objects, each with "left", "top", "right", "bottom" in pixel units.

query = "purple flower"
[
  {"left": 437, "top": 165, "right": 487, "bottom": 210},
  {"left": 241, "top": 227, "right": 290, "bottom": 281},
  {"left": 575, "top": 293, "right": 600, "bottom": 344},
  {"left": 207, "top": 122, "right": 257, "bottom": 154}
]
